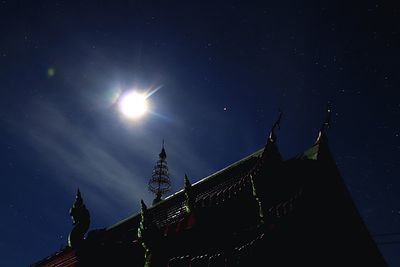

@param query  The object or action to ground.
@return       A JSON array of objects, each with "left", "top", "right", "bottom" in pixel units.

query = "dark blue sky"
[{"left": 0, "top": 1, "right": 399, "bottom": 266}]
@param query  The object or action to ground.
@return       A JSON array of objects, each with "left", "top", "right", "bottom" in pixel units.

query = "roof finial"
[
  {"left": 183, "top": 174, "right": 194, "bottom": 213},
  {"left": 140, "top": 199, "right": 148, "bottom": 214},
  {"left": 184, "top": 174, "right": 191, "bottom": 191},
  {"left": 316, "top": 105, "right": 332, "bottom": 143},
  {"left": 269, "top": 109, "right": 283, "bottom": 143},
  {"left": 76, "top": 188, "right": 82, "bottom": 203},
  {"left": 68, "top": 188, "right": 90, "bottom": 248}
]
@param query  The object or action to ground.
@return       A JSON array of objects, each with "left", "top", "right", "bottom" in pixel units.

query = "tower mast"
[{"left": 148, "top": 140, "right": 171, "bottom": 205}]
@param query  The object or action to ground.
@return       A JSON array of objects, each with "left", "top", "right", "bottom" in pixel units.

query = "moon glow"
[{"left": 118, "top": 91, "right": 149, "bottom": 119}]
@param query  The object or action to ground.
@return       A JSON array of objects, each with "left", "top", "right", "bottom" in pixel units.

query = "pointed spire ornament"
[
  {"left": 269, "top": 109, "right": 282, "bottom": 143},
  {"left": 68, "top": 188, "right": 90, "bottom": 248},
  {"left": 141, "top": 199, "right": 148, "bottom": 214},
  {"left": 262, "top": 110, "right": 283, "bottom": 161},
  {"left": 316, "top": 106, "right": 332, "bottom": 144},
  {"left": 254, "top": 111, "right": 284, "bottom": 224},
  {"left": 184, "top": 174, "right": 191, "bottom": 191},
  {"left": 183, "top": 174, "right": 194, "bottom": 213},
  {"left": 149, "top": 141, "right": 171, "bottom": 205}
]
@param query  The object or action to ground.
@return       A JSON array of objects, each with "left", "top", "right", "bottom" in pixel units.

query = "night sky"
[{"left": 1, "top": 1, "right": 399, "bottom": 266}]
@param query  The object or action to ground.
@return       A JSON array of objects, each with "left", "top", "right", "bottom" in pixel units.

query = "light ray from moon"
[{"left": 146, "top": 85, "right": 163, "bottom": 97}]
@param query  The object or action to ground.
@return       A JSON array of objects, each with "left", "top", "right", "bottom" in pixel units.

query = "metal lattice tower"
[{"left": 149, "top": 141, "right": 171, "bottom": 204}]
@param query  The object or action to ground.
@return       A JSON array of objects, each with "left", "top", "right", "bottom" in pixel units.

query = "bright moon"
[{"left": 118, "top": 91, "right": 148, "bottom": 119}]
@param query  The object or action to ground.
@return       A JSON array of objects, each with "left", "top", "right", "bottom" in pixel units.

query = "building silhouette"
[{"left": 31, "top": 114, "right": 387, "bottom": 266}]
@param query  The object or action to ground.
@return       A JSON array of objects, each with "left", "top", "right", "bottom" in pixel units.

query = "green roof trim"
[
  {"left": 296, "top": 143, "right": 319, "bottom": 161},
  {"left": 192, "top": 146, "right": 265, "bottom": 187},
  {"left": 106, "top": 212, "right": 141, "bottom": 231}
]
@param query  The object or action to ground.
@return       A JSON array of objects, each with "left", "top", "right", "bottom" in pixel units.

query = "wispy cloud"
[
  {"left": 5, "top": 91, "right": 219, "bottom": 226},
  {"left": 16, "top": 101, "right": 150, "bottom": 220}
]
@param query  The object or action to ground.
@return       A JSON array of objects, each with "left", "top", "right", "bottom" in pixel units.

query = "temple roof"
[
  {"left": 103, "top": 136, "right": 307, "bottom": 239},
  {"left": 74, "top": 121, "right": 336, "bottom": 245},
  {"left": 32, "top": 104, "right": 388, "bottom": 266}
]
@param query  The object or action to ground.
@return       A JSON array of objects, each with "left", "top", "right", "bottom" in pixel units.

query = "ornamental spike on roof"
[
  {"left": 262, "top": 111, "right": 283, "bottom": 162},
  {"left": 184, "top": 174, "right": 191, "bottom": 190},
  {"left": 268, "top": 109, "right": 282, "bottom": 143},
  {"left": 315, "top": 105, "right": 332, "bottom": 144}
]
